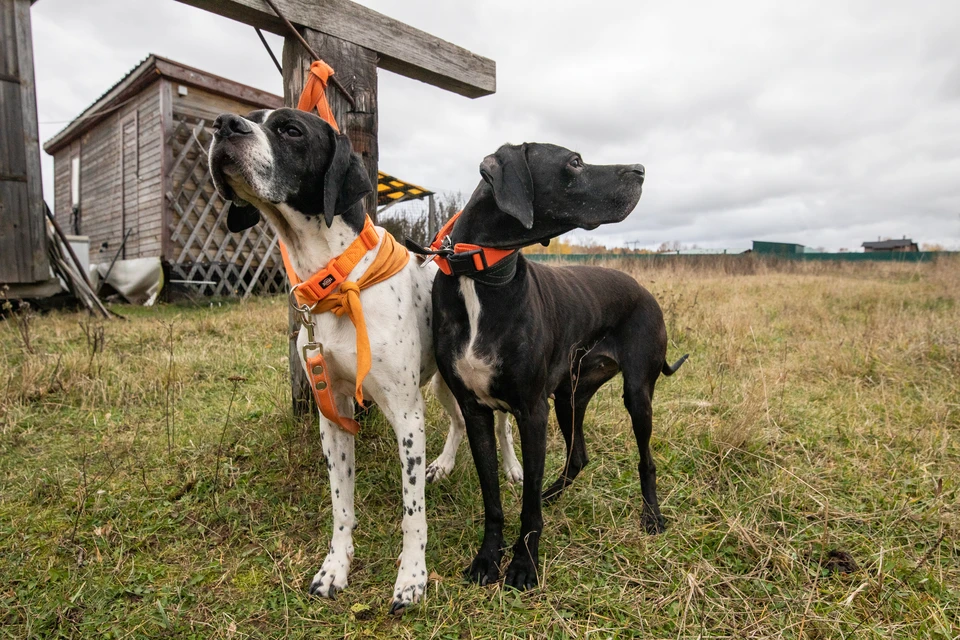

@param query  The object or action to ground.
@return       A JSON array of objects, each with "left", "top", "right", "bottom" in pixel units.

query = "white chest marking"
[{"left": 454, "top": 278, "right": 507, "bottom": 410}]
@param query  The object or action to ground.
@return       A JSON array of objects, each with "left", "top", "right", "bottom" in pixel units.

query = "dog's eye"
[
  {"left": 569, "top": 156, "right": 583, "bottom": 169},
  {"left": 281, "top": 125, "right": 303, "bottom": 138}
]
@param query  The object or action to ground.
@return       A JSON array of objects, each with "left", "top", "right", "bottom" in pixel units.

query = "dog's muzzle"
[
  {"left": 620, "top": 164, "right": 645, "bottom": 184},
  {"left": 213, "top": 114, "right": 253, "bottom": 140}
]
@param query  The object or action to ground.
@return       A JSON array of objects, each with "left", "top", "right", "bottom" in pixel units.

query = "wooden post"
[
  {"left": 0, "top": 0, "right": 49, "bottom": 285},
  {"left": 282, "top": 27, "right": 379, "bottom": 416},
  {"left": 427, "top": 194, "right": 437, "bottom": 239}
]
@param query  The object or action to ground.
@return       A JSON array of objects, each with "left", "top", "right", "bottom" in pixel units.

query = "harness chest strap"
[
  {"left": 283, "top": 215, "right": 409, "bottom": 431},
  {"left": 281, "top": 216, "right": 380, "bottom": 308}
]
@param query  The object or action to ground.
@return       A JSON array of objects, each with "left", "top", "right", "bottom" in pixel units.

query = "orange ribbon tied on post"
[{"left": 297, "top": 60, "right": 339, "bottom": 132}]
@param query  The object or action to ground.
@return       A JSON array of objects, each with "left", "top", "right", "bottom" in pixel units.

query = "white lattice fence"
[{"left": 164, "top": 117, "right": 286, "bottom": 296}]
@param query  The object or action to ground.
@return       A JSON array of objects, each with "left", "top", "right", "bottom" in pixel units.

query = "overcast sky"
[{"left": 31, "top": 0, "right": 960, "bottom": 250}]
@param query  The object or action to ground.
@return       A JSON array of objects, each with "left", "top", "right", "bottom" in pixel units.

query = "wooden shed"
[{"left": 43, "top": 55, "right": 289, "bottom": 296}]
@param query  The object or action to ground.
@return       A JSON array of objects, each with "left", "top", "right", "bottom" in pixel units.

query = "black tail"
[{"left": 661, "top": 354, "right": 689, "bottom": 376}]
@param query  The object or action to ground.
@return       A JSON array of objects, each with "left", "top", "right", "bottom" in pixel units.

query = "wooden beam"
[
  {"left": 0, "top": 0, "right": 49, "bottom": 284},
  {"left": 281, "top": 27, "right": 379, "bottom": 416},
  {"left": 173, "top": 0, "right": 495, "bottom": 98}
]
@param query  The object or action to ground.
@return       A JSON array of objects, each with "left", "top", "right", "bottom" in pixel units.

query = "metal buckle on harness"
[
  {"left": 419, "top": 235, "right": 453, "bottom": 268},
  {"left": 289, "top": 287, "right": 323, "bottom": 361}
]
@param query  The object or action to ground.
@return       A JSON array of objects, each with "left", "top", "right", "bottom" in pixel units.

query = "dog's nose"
[
  {"left": 213, "top": 114, "right": 253, "bottom": 139},
  {"left": 619, "top": 164, "right": 645, "bottom": 182}
]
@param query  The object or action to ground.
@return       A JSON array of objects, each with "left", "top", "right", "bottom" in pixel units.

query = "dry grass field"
[{"left": 1, "top": 257, "right": 958, "bottom": 638}]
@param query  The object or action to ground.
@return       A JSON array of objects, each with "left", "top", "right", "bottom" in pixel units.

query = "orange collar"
[
  {"left": 281, "top": 216, "right": 380, "bottom": 308},
  {"left": 428, "top": 211, "right": 518, "bottom": 278}
]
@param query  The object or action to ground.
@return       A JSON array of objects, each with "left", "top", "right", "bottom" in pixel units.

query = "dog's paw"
[
  {"left": 641, "top": 509, "right": 666, "bottom": 535},
  {"left": 389, "top": 577, "right": 426, "bottom": 615},
  {"left": 308, "top": 552, "right": 350, "bottom": 598},
  {"left": 503, "top": 460, "right": 524, "bottom": 484},
  {"left": 425, "top": 457, "right": 453, "bottom": 483},
  {"left": 503, "top": 554, "right": 539, "bottom": 591},
  {"left": 465, "top": 549, "right": 502, "bottom": 587}
]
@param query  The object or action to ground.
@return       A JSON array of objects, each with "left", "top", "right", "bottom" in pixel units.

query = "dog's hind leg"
[
  {"left": 495, "top": 412, "right": 523, "bottom": 484},
  {"left": 543, "top": 351, "right": 618, "bottom": 503},
  {"left": 426, "top": 376, "right": 464, "bottom": 483},
  {"left": 622, "top": 372, "right": 666, "bottom": 534},
  {"left": 542, "top": 387, "right": 591, "bottom": 504},
  {"left": 376, "top": 388, "right": 429, "bottom": 614},
  {"left": 309, "top": 394, "right": 358, "bottom": 598}
]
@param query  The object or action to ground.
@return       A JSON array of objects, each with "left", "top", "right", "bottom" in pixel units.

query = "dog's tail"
[{"left": 661, "top": 354, "right": 689, "bottom": 376}]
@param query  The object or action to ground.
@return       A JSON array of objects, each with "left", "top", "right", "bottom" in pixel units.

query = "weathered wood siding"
[
  {"left": 0, "top": 0, "right": 49, "bottom": 284},
  {"left": 51, "top": 80, "right": 164, "bottom": 262}
]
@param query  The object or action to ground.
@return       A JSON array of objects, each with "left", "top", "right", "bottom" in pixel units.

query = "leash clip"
[{"left": 288, "top": 287, "right": 319, "bottom": 326}]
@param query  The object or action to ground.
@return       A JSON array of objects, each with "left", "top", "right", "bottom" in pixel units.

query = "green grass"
[{"left": 1, "top": 258, "right": 958, "bottom": 638}]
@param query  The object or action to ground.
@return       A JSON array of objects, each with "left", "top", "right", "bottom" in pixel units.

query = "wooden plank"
[
  {"left": 157, "top": 59, "right": 283, "bottom": 111},
  {"left": 173, "top": 0, "right": 495, "bottom": 98},
  {"left": 160, "top": 81, "right": 175, "bottom": 261},
  {"left": 0, "top": 0, "right": 49, "bottom": 283}
]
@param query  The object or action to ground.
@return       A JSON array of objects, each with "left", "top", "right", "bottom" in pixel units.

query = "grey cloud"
[{"left": 31, "top": 0, "right": 960, "bottom": 251}]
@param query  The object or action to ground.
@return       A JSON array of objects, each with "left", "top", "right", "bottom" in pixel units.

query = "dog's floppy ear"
[
  {"left": 323, "top": 133, "right": 373, "bottom": 227},
  {"left": 226, "top": 199, "right": 261, "bottom": 232},
  {"left": 479, "top": 143, "right": 535, "bottom": 229}
]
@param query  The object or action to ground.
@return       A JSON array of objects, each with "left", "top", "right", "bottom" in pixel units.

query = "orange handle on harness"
[{"left": 303, "top": 351, "right": 360, "bottom": 435}]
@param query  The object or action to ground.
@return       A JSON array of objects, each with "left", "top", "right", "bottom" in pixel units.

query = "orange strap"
[
  {"left": 303, "top": 351, "right": 360, "bottom": 435},
  {"left": 430, "top": 211, "right": 517, "bottom": 276},
  {"left": 297, "top": 60, "right": 339, "bottom": 132},
  {"left": 282, "top": 216, "right": 381, "bottom": 308}
]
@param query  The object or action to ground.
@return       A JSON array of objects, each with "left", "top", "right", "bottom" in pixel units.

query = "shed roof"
[
  {"left": 377, "top": 171, "right": 434, "bottom": 206},
  {"left": 43, "top": 54, "right": 283, "bottom": 154},
  {"left": 862, "top": 238, "right": 916, "bottom": 249}
]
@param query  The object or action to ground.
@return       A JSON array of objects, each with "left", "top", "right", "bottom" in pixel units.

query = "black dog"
[{"left": 429, "top": 143, "right": 687, "bottom": 590}]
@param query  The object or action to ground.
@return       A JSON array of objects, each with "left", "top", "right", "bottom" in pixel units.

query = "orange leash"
[{"left": 285, "top": 60, "right": 409, "bottom": 433}]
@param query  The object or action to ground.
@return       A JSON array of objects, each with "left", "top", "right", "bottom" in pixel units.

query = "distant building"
[
  {"left": 862, "top": 238, "right": 919, "bottom": 253},
  {"left": 663, "top": 248, "right": 750, "bottom": 255},
  {"left": 752, "top": 241, "right": 805, "bottom": 256}
]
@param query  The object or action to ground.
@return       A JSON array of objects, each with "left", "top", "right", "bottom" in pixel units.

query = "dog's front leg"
[
  {"left": 309, "top": 395, "right": 356, "bottom": 598},
  {"left": 504, "top": 400, "right": 549, "bottom": 591},
  {"left": 377, "top": 390, "right": 429, "bottom": 614},
  {"left": 461, "top": 402, "right": 504, "bottom": 586}
]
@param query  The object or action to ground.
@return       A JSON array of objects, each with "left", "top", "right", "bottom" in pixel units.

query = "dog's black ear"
[
  {"left": 479, "top": 143, "right": 535, "bottom": 229},
  {"left": 226, "top": 200, "right": 261, "bottom": 232},
  {"left": 323, "top": 133, "right": 373, "bottom": 227}
]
